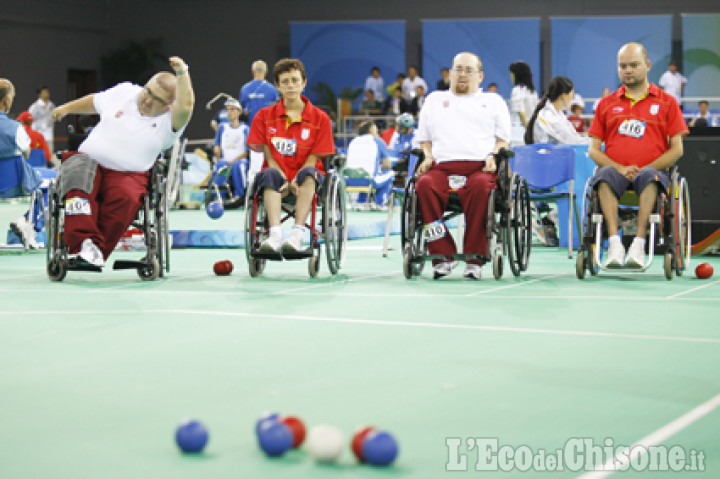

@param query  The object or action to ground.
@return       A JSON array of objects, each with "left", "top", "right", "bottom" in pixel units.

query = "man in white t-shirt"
[
  {"left": 28, "top": 86, "right": 56, "bottom": 154},
  {"left": 402, "top": 66, "right": 428, "bottom": 100},
  {"left": 658, "top": 61, "right": 687, "bottom": 107},
  {"left": 51, "top": 56, "right": 194, "bottom": 268},
  {"left": 415, "top": 52, "right": 511, "bottom": 280}
]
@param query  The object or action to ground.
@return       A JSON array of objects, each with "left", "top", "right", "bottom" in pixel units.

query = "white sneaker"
[
  {"left": 282, "top": 228, "right": 304, "bottom": 253},
  {"left": 78, "top": 238, "right": 105, "bottom": 267},
  {"left": 463, "top": 263, "right": 482, "bottom": 280},
  {"left": 259, "top": 234, "right": 282, "bottom": 253},
  {"left": 433, "top": 260, "right": 458, "bottom": 279},
  {"left": 10, "top": 216, "right": 39, "bottom": 249},
  {"left": 605, "top": 241, "right": 625, "bottom": 268},
  {"left": 625, "top": 241, "right": 646, "bottom": 268}
]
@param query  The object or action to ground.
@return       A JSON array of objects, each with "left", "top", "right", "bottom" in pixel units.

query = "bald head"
[
  {"left": 252, "top": 60, "right": 268, "bottom": 80},
  {"left": 151, "top": 72, "right": 178, "bottom": 98},
  {"left": 617, "top": 42, "right": 651, "bottom": 91},
  {"left": 618, "top": 42, "right": 648, "bottom": 63},
  {"left": 0, "top": 79, "right": 16, "bottom": 112},
  {"left": 450, "top": 52, "right": 483, "bottom": 95}
]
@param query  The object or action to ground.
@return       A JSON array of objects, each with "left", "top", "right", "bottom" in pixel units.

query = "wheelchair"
[
  {"left": 244, "top": 155, "right": 347, "bottom": 278},
  {"left": 401, "top": 148, "right": 533, "bottom": 280},
  {"left": 575, "top": 166, "right": 691, "bottom": 280},
  {"left": 45, "top": 161, "right": 170, "bottom": 281}
]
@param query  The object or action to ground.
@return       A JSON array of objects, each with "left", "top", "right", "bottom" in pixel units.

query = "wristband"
[{"left": 176, "top": 66, "right": 189, "bottom": 76}]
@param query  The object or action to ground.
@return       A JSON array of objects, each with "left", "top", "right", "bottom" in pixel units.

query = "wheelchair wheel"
[
  {"left": 400, "top": 179, "right": 419, "bottom": 253},
  {"left": 664, "top": 251, "right": 674, "bottom": 280},
  {"left": 248, "top": 258, "right": 265, "bottom": 277},
  {"left": 154, "top": 171, "right": 170, "bottom": 277},
  {"left": 138, "top": 257, "right": 161, "bottom": 281},
  {"left": 671, "top": 176, "right": 691, "bottom": 277},
  {"left": 492, "top": 250, "right": 503, "bottom": 280},
  {"left": 507, "top": 175, "right": 532, "bottom": 276},
  {"left": 323, "top": 175, "right": 347, "bottom": 275},
  {"left": 244, "top": 189, "right": 267, "bottom": 270},
  {"left": 308, "top": 254, "right": 320, "bottom": 278},
  {"left": 576, "top": 250, "right": 586, "bottom": 279},
  {"left": 47, "top": 258, "right": 67, "bottom": 282}
]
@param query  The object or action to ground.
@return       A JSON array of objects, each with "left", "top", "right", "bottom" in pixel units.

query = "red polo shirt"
[
  {"left": 247, "top": 95, "right": 334, "bottom": 179},
  {"left": 588, "top": 83, "right": 688, "bottom": 168}
]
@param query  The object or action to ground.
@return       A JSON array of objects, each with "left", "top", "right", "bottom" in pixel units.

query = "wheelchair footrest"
[
  {"left": 66, "top": 259, "right": 103, "bottom": 273},
  {"left": 250, "top": 247, "right": 315, "bottom": 261},
  {"left": 113, "top": 260, "right": 147, "bottom": 270}
]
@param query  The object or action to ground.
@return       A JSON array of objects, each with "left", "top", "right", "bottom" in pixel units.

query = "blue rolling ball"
[
  {"left": 206, "top": 200, "right": 224, "bottom": 219},
  {"left": 175, "top": 420, "right": 209, "bottom": 453},
  {"left": 362, "top": 430, "right": 398, "bottom": 466},
  {"left": 255, "top": 412, "right": 280, "bottom": 435},
  {"left": 257, "top": 420, "right": 293, "bottom": 457}
]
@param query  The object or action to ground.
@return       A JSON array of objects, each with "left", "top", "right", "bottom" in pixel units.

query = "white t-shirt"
[
  {"left": 416, "top": 90, "right": 511, "bottom": 163},
  {"left": 658, "top": 71, "right": 687, "bottom": 102},
  {"left": 402, "top": 76, "right": 428, "bottom": 99},
  {"left": 533, "top": 101, "right": 591, "bottom": 145},
  {"left": 509, "top": 85, "right": 538, "bottom": 144},
  {"left": 214, "top": 122, "right": 248, "bottom": 162},
  {"left": 79, "top": 82, "right": 185, "bottom": 172}
]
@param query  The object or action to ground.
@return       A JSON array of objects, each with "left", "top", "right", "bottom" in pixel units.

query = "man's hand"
[
  {"left": 482, "top": 154, "right": 497, "bottom": 173},
  {"left": 616, "top": 164, "right": 640, "bottom": 181},
  {"left": 169, "top": 56, "right": 188, "bottom": 74},
  {"left": 416, "top": 157, "right": 434, "bottom": 176},
  {"left": 51, "top": 106, "right": 67, "bottom": 122}
]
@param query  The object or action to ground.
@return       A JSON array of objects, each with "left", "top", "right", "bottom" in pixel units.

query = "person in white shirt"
[
  {"left": 401, "top": 66, "right": 428, "bottom": 100},
  {"left": 689, "top": 100, "right": 718, "bottom": 127},
  {"left": 364, "top": 66, "right": 384, "bottom": 102},
  {"left": 213, "top": 98, "right": 249, "bottom": 201},
  {"left": 51, "top": 56, "right": 194, "bottom": 268},
  {"left": 28, "top": 86, "right": 56, "bottom": 154},
  {"left": 415, "top": 52, "right": 511, "bottom": 280},
  {"left": 658, "top": 61, "right": 687, "bottom": 106},
  {"left": 525, "top": 76, "right": 591, "bottom": 146},
  {"left": 508, "top": 61, "right": 538, "bottom": 146}
]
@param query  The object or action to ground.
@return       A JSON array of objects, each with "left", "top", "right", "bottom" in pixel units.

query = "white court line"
[
  {"left": 4, "top": 309, "right": 719, "bottom": 344},
  {"left": 280, "top": 272, "right": 398, "bottom": 294},
  {"left": 466, "top": 274, "right": 564, "bottom": 296},
  {"left": 578, "top": 392, "right": 720, "bottom": 478},
  {"left": 665, "top": 279, "right": 720, "bottom": 300}
]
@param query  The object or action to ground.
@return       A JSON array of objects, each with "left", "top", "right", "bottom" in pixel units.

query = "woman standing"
[{"left": 508, "top": 61, "right": 538, "bottom": 146}]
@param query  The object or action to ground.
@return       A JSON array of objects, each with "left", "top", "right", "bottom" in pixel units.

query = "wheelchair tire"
[
  {"left": 244, "top": 191, "right": 266, "bottom": 265},
  {"left": 323, "top": 175, "right": 347, "bottom": 275},
  {"left": 576, "top": 250, "right": 586, "bottom": 280},
  {"left": 308, "top": 254, "right": 320, "bottom": 278},
  {"left": 47, "top": 258, "right": 67, "bottom": 282},
  {"left": 671, "top": 176, "right": 691, "bottom": 277},
  {"left": 402, "top": 245, "right": 415, "bottom": 279},
  {"left": 664, "top": 251, "right": 674, "bottom": 280},
  {"left": 138, "top": 257, "right": 161, "bottom": 281},
  {"left": 248, "top": 258, "right": 265, "bottom": 277},
  {"left": 492, "top": 251, "right": 503, "bottom": 280},
  {"left": 507, "top": 175, "right": 532, "bottom": 277}
]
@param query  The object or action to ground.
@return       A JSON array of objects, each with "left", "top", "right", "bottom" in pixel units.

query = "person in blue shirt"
[
  {"left": 387, "top": 113, "right": 420, "bottom": 184},
  {"left": 240, "top": 60, "right": 280, "bottom": 179}
]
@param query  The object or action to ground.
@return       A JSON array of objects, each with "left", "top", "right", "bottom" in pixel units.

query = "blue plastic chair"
[
  {"left": 26, "top": 148, "right": 47, "bottom": 167},
  {"left": 511, "top": 143, "right": 580, "bottom": 258}
]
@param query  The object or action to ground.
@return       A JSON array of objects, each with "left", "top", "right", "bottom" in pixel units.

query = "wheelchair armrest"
[{"left": 328, "top": 154, "right": 347, "bottom": 170}]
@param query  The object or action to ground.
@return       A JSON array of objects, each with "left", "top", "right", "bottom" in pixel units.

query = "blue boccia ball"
[
  {"left": 255, "top": 412, "right": 280, "bottom": 435},
  {"left": 206, "top": 200, "right": 224, "bottom": 219},
  {"left": 257, "top": 420, "right": 293, "bottom": 457},
  {"left": 175, "top": 420, "right": 209, "bottom": 453},
  {"left": 362, "top": 430, "right": 398, "bottom": 466}
]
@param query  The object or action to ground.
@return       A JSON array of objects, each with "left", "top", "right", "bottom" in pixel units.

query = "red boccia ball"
[
  {"left": 351, "top": 426, "right": 376, "bottom": 462},
  {"left": 280, "top": 416, "right": 306, "bottom": 448},
  {"left": 213, "top": 260, "right": 232, "bottom": 276},
  {"left": 695, "top": 262, "right": 713, "bottom": 279},
  {"left": 223, "top": 260, "right": 234, "bottom": 274}
]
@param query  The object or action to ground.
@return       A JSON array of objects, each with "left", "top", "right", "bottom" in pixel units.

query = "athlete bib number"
[
  {"left": 271, "top": 137, "right": 297, "bottom": 156},
  {"left": 423, "top": 220, "right": 446, "bottom": 242},
  {"left": 618, "top": 119, "right": 646, "bottom": 139},
  {"left": 65, "top": 197, "right": 92, "bottom": 215}
]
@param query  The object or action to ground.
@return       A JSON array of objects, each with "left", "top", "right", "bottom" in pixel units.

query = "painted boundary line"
[
  {"left": 665, "top": 279, "right": 720, "bottom": 299},
  {"left": 577, "top": 392, "right": 720, "bottom": 478},
  {"left": 4, "top": 309, "right": 719, "bottom": 344}
]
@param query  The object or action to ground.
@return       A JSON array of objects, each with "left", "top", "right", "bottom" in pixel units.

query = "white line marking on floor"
[
  {"left": 664, "top": 279, "right": 720, "bottom": 300},
  {"left": 278, "top": 272, "right": 399, "bottom": 293},
  {"left": 465, "top": 274, "right": 565, "bottom": 296},
  {"left": 577, "top": 392, "right": 720, "bottom": 478},
  {"left": 6, "top": 309, "right": 717, "bottom": 344}
]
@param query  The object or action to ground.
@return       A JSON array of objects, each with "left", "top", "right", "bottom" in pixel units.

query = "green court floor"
[{"left": 1, "top": 205, "right": 719, "bottom": 478}]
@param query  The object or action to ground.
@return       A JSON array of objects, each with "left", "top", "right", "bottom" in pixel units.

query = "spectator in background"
[
  {"left": 361, "top": 89, "right": 383, "bottom": 116},
  {"left": 345, "top": 120, "right": 395, "bottom": 208},
  {"left": 658, "top": 61, "right": 687, "bottom": 108},
  {"left": 486, "top": 83, "right": 498, "bottom": 93},
  {"left": 383, "top": 86, "right": 410, "bottom": 116},
  {"left": 409, "top": 85, "right": 426, "bottom": 116},
  {"left": 436, "top": 67, "right": 450, "bottom": 91},
  {"left": 525, "top": 76, "right": 591, "bottom": 146},
  {"left": 28, "top": 86, "right": 55, "bottom": 154},
  {"left": 690, "top": 100, "right": 718, "bottom": 127},
  {"left": 402, "top": 66, "right": 428, "bottom": 100},
  {"left": 567, "top": 104, "right": 587, "bottom": 133},
  {"left": 16, "top": 111, "right": 51, "bottom": 165},
  {"left": 364, "top": 66, "right": 384, "bottom": 102},
  {"left": 240, "top": 60, "right": 280, "bottom": 180},
  {"left": 592, "top": 87, "right": 611, "bottom": 112},
  {"left": 386, "top": 73, "right": 406, "bottom": 96},
  {"left": 508, "top": 61, "right": 538, "bottom": 146}
]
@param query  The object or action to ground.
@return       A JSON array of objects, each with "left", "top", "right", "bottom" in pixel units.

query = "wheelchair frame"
[
  {"left": 400, "top": 149, "right": 533, "bottom": 280},
  {"left": 244, "top": 156, "right": 348, "bottom": 278},
  {"left": 46, "top": 162, "right": 169, "bottom": 282},
  {"left": 575, "top": 166, "right": 691, "bottom": 280}
]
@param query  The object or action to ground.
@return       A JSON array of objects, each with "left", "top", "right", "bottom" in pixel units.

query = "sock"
[
  {"left": 292, "top": 224, "right": 305, "bottom": 234},
  {"left": 632, "top": 237, "right": 646, "bottom": 248},
  {"left": 269, "top": 226, "right": 281, "bottom": 239},
  {"left": 609, "top": 235, "right": 622, "bottom": 245}
]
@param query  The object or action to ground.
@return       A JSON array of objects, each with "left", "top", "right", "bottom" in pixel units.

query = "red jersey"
[
  {"left": 247, "top": 95, "right": 334, "bottom": 179},
  {"left": 588, "top": 83, "right": 688, "bottom": 168},
  {"left": 22, "top": 124, "right": 51, "bottom": 161}
]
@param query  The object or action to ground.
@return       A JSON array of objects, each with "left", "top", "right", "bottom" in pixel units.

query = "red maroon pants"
[
  {"left": 64, "top": 165, "right": 150, "bottom": 259},
  {"left": 415, "top": 161, "right": 496, "bottom": 265}
]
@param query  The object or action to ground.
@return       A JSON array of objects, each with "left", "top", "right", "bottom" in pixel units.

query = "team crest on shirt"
[
  {"left": 613, "top": 106, "right": 624, "bottom": 113},
  {"left": 301, "top": 128, "right": 310, "bottom": 140},
  {"left": 115, "top": 110, "right": 124, "bottom": 118},
  {"left": 443, "top": 100, "right": 450, "bottom": 108},
  {"left": 269, "top": 127, "right": 277, "bottom": 134},
  {"left": 650, "top": 104, "right": 659, "bottom": 115}
]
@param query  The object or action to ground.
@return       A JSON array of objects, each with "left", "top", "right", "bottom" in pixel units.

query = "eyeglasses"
[
  {"left": 451, "top": 66, "right": 479, "bottom": 75},
  {"left": 143, "top": 87, "right": 171, "bottom": 107}
]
